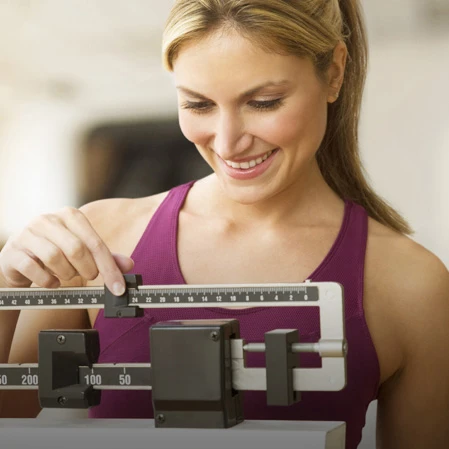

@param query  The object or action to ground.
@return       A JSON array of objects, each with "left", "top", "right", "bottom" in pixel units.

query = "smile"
[{"left": 224, "top": 149, "right": 276, "bottom": 170}]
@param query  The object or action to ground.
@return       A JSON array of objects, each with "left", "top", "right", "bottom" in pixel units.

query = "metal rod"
[
  {"left": 242, "top": 340, "right": 346, "bottom": 357},
  {"left": 243, "top": 343, "right": 318, "bottom": 353}
]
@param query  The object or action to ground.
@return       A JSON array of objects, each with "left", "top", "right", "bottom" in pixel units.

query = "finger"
[
  {"left": 28, "top": 215, "right": 99, "bottom": 281},
  {"left": 112, "top": 253, "right": 134, "bottom": 273},
  {"left": 59, "top": 207, "right": 127, "bottom": 295},
  {"left": 0, "top": 248, "right": 60, "bottom": 289},
  {"left": 20, "top": 228, "right": 79, "bottom": 281}
]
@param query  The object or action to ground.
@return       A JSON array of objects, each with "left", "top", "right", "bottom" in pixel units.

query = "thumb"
[{"left": 111, "top": 253, "right": 135, "bottom": 273}]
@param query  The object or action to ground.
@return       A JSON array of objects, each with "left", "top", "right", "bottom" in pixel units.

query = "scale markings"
[{"left": 0, "top": 285, "right": 319, "bottom": 310}]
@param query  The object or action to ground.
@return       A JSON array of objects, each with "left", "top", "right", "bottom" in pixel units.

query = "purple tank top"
[{"left": 89, "top": 181, "right": 380, "bottom": 449}]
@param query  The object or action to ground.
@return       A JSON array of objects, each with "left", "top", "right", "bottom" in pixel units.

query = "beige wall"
[{"left": 0, "top": 0, "right": 448, "bottom": 267}]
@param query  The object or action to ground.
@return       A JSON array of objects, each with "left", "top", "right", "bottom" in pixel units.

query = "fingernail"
[{"left": 113, "top": 282, "right": 125, "bottom": 296}]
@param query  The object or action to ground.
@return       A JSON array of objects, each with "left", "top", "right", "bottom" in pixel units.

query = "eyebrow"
[{"left": 176, "top": 80, "right": 291, "bottom": 100}]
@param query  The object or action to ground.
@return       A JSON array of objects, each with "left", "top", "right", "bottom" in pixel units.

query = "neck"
[{"left": 196, "top": 159, "right": 344, "bottom": 230}]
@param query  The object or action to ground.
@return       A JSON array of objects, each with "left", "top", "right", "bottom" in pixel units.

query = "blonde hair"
[{"left": 162, "top": 0, "right": 413, "bottom": 235}]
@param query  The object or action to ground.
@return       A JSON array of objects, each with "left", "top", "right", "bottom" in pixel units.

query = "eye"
[
  {"left": 180, "top": 101, "right": 213, "bottom": 114},
  {"left": 248, "top": 98, "right": 284, "bottom": 111}
]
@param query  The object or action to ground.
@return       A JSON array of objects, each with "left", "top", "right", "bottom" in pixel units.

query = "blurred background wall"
[
  {"left": 1, "top": 0, "right": 449, "bottom": 268},
  {"left": 1, "top": 1, "right": 448, "bottom": 447}
]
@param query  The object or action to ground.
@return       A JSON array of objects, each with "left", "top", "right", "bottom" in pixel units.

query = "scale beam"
[
  {"left": 0, "top": 275, "right": 345, "bottom": 343},
  {"left": 0, "top": 337, "right": 346, "bottom": 392}
]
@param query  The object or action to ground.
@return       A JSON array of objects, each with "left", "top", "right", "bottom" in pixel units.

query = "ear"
[{"left": 327, "top": 41, "right": 347, "bottom": 104}]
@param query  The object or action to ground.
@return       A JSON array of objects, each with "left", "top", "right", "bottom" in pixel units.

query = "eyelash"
[{"left": 181, "top": 98, "right": 284, "bottom": 114}]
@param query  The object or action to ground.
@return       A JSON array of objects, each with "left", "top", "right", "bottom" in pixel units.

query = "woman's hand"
[{"left": 0, "top": 206, "right": 134, "bottom": 295}]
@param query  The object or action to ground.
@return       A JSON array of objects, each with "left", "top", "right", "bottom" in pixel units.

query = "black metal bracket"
[
  {"left": 38, "top": 329, "right": 101, "bottom": 408},
  {"left": 104, "top": 273, "right": 144, "bottom": 318},
  {"left": 35, "top": 319, "right": 303, "bottom": 419},
  {"left": 150, "top": 319, "right": 244, "bottom": 429},
  {"left": 265, "top": 329, "right": 301, "bottom": 406}
]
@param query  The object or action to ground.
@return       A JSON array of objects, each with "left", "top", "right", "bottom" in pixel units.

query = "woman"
[{"left": 1, "top": 1, "right": 448, "bottom": 448}]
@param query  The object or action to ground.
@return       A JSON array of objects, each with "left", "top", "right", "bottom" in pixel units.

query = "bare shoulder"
[
  {"left": 364, "top": 216, "right": 449, "bottom": 382},
  {"left": 78, "top": 191, "right": 170, "bottom": 248},
  {"left": 366, "top": 217, "right": 448, "bottom": 304}
]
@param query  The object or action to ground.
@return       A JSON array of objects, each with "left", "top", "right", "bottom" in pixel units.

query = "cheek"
[
  {"left": 178, "top": 112, "right": 209, "bottom": 146},
  {"left": 258, "top": 99, "right": 328, "bottom": 150}
]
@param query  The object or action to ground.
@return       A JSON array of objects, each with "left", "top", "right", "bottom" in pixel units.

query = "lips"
[
  {"left": 224, "top": 149, "right": 276, "bottom": 170},
  {"left": 218, "top": 148, "right": 279, "bottom": 180}
]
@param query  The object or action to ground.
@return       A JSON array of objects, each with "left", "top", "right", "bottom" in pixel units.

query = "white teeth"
[{"left": 225, "top": 149, "right": 275, "bottom": 170}]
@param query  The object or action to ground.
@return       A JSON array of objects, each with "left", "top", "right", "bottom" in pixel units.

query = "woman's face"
[{"left": 173, "top": 29, "right": 341, "bottom": 205}]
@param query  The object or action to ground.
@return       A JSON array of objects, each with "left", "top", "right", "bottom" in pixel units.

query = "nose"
[{"left": 212, "top": 110, "right": 252, "bottom": 160}]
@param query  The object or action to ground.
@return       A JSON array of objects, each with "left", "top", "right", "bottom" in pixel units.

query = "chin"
[{"left": 218, "top": 178, "right": 278, "bottom": 205}]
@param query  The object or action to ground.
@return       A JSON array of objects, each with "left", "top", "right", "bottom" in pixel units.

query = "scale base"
[{"left": 0, "top": 418, "right": 345, "bottom": 449}]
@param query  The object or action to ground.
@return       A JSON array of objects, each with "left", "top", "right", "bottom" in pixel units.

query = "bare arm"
[
  {"left": 0, "top": 311, "right": 20, "bottom": 364},
  {"left": 376, "top": 254, "right": 449, "bottom": 448},
  {"left": 0, "top": 265, "right": 21, "bottom": 363},
  {"left": 0, "top": 204, "right": 134, "bottom": 418}
]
